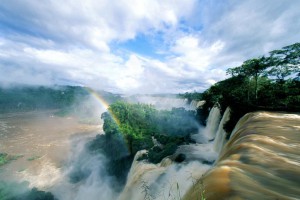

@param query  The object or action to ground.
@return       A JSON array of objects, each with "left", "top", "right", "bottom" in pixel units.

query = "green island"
[{"left": 86, "top": 101, "right": 199, "bottom": 190}]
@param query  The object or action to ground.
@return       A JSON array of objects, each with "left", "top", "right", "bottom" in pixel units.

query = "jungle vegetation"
[{"left": 199, "top": 42, "right": 300, "bottom": 135}]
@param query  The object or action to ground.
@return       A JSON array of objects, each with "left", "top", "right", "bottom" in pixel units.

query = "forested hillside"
[{"left": 199, "top": 43, "right": 300, "bottom": 135}]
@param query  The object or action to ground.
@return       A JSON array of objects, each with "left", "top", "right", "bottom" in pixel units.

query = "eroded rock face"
[{"left": 185, "top": 112, "right": 300, "bottom": 200}]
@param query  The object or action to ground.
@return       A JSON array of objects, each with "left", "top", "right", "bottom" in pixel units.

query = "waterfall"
[
  {"left": 190, "top": 105, "right": 221, "bottom": 143},
  {"left": 185, "top": 112, "right": 300, "bottom": 200},
  {"left": 189, "top": 100, "right": 205, "bottom": 110},
  {"left": 196, "top": 100, "right": 205, "bottom": 108},
  {"left": 190, "top": 100, "right": 198, "bottom": 110},
  {"left": 213, "top": 107, "right": 230, "bottom": 153},
  {"left": 118, "top": 146, "right": 216, "bottom": 200},
  {"left": 118, "top": 104, "right": 226, "bottom": 200},
  {"left": 203, "top": 106, "right": 221, "bottom": 140}
]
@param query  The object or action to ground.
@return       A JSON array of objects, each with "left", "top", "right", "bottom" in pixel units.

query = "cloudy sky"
[{"left": 0, "top": 0, "right": 299, "bottom": 93}]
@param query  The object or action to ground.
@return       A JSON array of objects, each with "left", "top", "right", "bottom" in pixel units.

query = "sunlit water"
[
  {"left": 185, "top": 112, "right": 300, "bottom": 200},
  {"left": 0, "top": 110, "right": 101, "bottom": 190}
]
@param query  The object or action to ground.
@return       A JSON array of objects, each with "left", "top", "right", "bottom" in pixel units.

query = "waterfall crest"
[
  {"left": 189, "top": 100, "right": 205, "bottom": 110},
  {"left": 185, "top": 112, "right": 300, "bottom": 200},
  {"left": 213, "top": 107, "right": 230, "bottom": 153}
]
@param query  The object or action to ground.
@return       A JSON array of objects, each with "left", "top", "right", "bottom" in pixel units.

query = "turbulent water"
[
  {"left": 118, "top": 106, "right": 222, "bottom": 200},
  {"left": 3, "top": 101, "right": 298, "bottom": 200},
  {"left": 213, "top": 107, "right": 230, "bottom": 153},
  {"left": 203, "top": 106, "right": 221, "bottom": 140},
  {"left": 0, "top": 96, "right": 206, "bottom": 200},
  {"left": 118, "top": 147, "right": 216, "bottom": 200},
  {"left": 0, "top": 110, "right": 103, "bottom": 197},
  {"left": 185, "top": 112, "right": 300, "bottom": 200},
  {"left": 191, "top": 106, "right": 221, "bottom": 143}
]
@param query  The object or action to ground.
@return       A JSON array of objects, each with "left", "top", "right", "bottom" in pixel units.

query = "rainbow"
[{"left": 84, "top": 87, "right": 121, "bottom": 126}]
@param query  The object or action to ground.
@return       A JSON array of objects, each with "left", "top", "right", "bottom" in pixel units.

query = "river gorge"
[{"left": 0, "top": 99, "right": 299, "bottom": 200}]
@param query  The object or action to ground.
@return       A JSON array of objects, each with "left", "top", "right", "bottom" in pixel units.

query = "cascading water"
[
  {"left": 189, "top": 100, "right": 205, "bottom": 110},
  {"left": 190, "top": 100, "right": 198, "bottom": 109},
  {"left": 192, "top": 106, "right": 221, "bottom": 143},
  {"left": 118, "top": 104, "right": 223, "bottom": 200},
  {"left": 191, "top": 105, "right": 221, "bottom": 143},
  {"left": 213, "top": 107, "right": 230, "bottom": 153},
  {"left": 118, "top": 147, "right": 216, "bottom": 200},
  {"left": 203, "top": 106, "right": 221, "bottom": 141},
  {"left": 0, "top": 98, "right": 246, "bottom": 200},
  {"left": 185, "top": 112, "right": 300, "bottom": 200}
]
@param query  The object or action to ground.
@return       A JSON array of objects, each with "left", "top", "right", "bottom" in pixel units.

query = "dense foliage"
[
  {"left": 98, "top": 101, "right": 198, "bottom": 164},
  {"left": 0, "top": 86, "right": 85, "bottom": 112},
  {"left": 0, "top": 86, "right": 121, "bottom": 114},
  {"left": 200, "top": 42, "right": 300, "bottom": 135}
]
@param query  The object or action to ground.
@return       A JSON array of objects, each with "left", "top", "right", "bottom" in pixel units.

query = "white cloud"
[
  {"left": 169, "top": 36, "right": 225, "bottom": 72},
  {"left": 0, "top": 0, "right": 196, "bottom": 49},
  {"left": 0, "top": 0, "right": 299, "bottom": 93},
  {"left": 198, "top": 0, "right": 300, "bottom": 65}
]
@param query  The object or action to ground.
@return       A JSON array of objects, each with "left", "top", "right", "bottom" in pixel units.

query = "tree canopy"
[
  {"left": 200, "top": 42, "right": 300, "bottom": 134},
  {"left": 99, "top": 101, "right": 198, "bottom": 163}
]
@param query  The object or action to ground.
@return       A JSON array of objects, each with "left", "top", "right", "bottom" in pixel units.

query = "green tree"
[
  {"left": 226, "top": 57, "right": 268, "bottom": 101},
  {"left": 267, "top": 43, "right": 300, "bottom": 82},
  {"left": 100, "top": 101, "right": 198, "bottom": 162}
]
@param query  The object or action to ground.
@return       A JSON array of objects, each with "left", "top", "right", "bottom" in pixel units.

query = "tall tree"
[{"left": 226, "top": 57, "right": 267, "bottom": 101}]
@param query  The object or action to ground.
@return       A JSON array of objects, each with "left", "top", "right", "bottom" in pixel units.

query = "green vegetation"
[
  {"left": 85, "top": 101, "right": 198, "bottom": 192},
  {"left": 27, "top": 155, "right": 41, "bottom": 161},
  {"left": 0, "top": 85, "right": 121, "bottom": 114},
  {"left": 100, "top": 101, "right": 198, "bottom": 163},
  {"left": 85, "top": 101, "right": 199, "bottom": 190},
  {"left": 198, "top": 42, "right": 300, "bottom": 135},
  {"left": 0, "top": 153, "right": 23, "bottom": 167},
  {"left": 0, "top": 86, "right": 85, "bottom": 113}
]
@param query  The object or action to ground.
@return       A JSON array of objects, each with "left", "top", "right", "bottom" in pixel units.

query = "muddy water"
[
  {"left": 185, "top": 112, "right": 300, "bottom": 200},
  {"left": 0, "top": 110, "right": 101, "bottom": 189}
]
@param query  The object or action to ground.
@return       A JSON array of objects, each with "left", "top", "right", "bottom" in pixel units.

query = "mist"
[
  {"left": 0, "top": 86, "right": 117, "bottom": 199},
  {"left": 124, "top": 94, "right": 196, "bottom": 111},
  {"left": 0, "top": 85, "right": 212, "bottom": 200},
  {"left": 50, "top": 134, "right": 118, "bottom": 200}
]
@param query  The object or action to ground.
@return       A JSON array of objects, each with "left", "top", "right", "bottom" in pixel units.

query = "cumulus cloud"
[
  {"left": 197, "top": 0, "right": 300, "bottom": 66},
  {"left": 0, "top": 0, "right": 299, "bottom": 93}
]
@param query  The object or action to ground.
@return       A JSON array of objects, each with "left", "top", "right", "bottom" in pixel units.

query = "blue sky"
[{"left": 0, "top": 0, "right": 300, "bottom": 94}]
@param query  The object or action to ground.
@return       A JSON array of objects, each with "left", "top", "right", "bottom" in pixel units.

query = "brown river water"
[
  {"left": 2, "top": 109, "right": 299, "bottom": 200},
  {"left": 0, "top": 110, "right": 101, "bottom": 190},
  {"left": 185, "top": 112, "right": 300, "bottom": 200}
]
